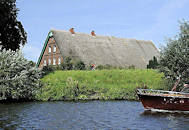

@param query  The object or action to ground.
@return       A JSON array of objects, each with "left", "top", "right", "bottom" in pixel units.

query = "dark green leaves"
[{"left": 0, "top": 0, "right": 27, "bottom": 51}]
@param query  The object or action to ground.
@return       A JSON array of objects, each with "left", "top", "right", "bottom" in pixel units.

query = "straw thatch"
[{"left": 51, "top": 29, "right": 159, "bottom": 69}]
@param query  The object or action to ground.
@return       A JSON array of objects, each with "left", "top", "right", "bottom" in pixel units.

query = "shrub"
[
  {"left": 147, "top": 56, "right": 159, "bottom": 69},
  {"left": 0, "top": 48, "right": 42, "bottom": 101},
  {"left": 96, "top": 64, "right": 117, "bottom": 70},
  {"left": 74, "top": 60, "right": 86, "bottom": 70},
  {"left": 159, "top": 21, "right": 189, "bottom": 90},
  {"left": 96, "top": 64, "right": 133, "bottom": 70},
  {"left": 41, "top": 65, "right": 56, "bottom": 77},
  {"left": 128, "top": 65, "right": 135, "bottom": 69},
  {"left": 96, "top": 65, "right": 104, "bottom": 70},
  {"left": 61, "top": 57, "right": 73, "bottom": 70}
]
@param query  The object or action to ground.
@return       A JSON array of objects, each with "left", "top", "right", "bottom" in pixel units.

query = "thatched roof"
[{"left": 50, "top": 29, "right": 159, "bottom": 69}]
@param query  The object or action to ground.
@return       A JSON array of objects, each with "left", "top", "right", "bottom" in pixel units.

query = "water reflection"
[
  {"left": 0, "top": 102, "right": 32, "bottom": 129},
  {"left": 141, "top": 109, "right": 189, "bottom": 117}
]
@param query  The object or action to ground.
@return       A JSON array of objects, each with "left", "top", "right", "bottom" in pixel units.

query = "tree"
[
  {"left": 147, "top": 56, "right": 159, "bottom": 69},
  {"left": 0, "top": 0, "right": 27, "bottom": 51},
  {"left": 0, "top": 48, "right": 41, "bottom": 101},
  {"left": 159, "top": 21, "right": 189, "bottom": 91}
]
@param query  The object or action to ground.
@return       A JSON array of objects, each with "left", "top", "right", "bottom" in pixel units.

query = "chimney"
[
  {"left": 91, "top": 30, "right": 96, "bottom": 36},
  {"left": 69, "top": 28, "right": 75, "bottom": 34}
]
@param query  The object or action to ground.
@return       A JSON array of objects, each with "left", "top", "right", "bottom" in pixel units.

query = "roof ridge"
[{"left": 50, "top": 29, "right": 152, "bottom": 42}]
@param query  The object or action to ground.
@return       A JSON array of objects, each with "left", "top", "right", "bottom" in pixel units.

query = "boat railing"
[{"left": 137, "top": 89, "right": 189, "bottom": 96}]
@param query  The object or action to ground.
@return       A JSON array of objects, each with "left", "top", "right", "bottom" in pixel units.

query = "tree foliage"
[
  {"left": 0, "top": 48, "right": 41, "bottom": 101},
  {"left": 0, "top": 0, "right": 27, "bottom": 51},
  {"left": 147, "top": 56, "right": 159, "bottom": 69},
  {"left": 159, "top": 21, "right": 189, "bottom": 91}
]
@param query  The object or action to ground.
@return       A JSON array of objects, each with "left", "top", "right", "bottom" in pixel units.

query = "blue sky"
[{"left": 16, "top": 0, "right": 189, "bottom": 62}]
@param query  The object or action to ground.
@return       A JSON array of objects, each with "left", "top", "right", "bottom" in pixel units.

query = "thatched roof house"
[{"left": 37, "top": 28, "right": 159, "bottom": 69}]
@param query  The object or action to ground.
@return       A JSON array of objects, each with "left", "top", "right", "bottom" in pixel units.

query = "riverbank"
[{"left": 36, "top": 69, "right": 167, "bottom": 101}]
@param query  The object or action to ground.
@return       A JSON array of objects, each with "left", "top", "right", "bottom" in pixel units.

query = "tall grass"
[{"left": 36, "top": 69, "right": 167, "bottom": 101}]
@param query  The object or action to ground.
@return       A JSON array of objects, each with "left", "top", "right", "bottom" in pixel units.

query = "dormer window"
[
  {"left": 49, "top": 46, "right": 51, "bottom": 53},
  {"left": 53, "top": 45, "right": 56, "bottom": 53}
]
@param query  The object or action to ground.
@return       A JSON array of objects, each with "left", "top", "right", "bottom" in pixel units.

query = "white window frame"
[
  {"left": 53, "top": 58, "right": 56, "bottom": 65},
  {"left": 48, "top": 59, "right": 51, "bottom": 65},
  {"left": 53, "top": 45, "right": 56, "bottom": 53},
  {"left": 58, "top": 57, "right": 61, "bottom": 65},
  {"left": 49, "top": 46, "right": 51, "bottom": 53},
  {"left": 44, "top": 60, "right": 47, "bottom": 66}
]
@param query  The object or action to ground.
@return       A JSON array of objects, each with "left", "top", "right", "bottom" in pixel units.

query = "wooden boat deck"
[{"left": 137, "top": 89, "right": 189, "bottom": 98}]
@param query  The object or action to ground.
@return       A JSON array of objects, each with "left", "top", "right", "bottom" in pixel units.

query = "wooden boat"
[{"left": 137, "top": 89, "right": 189, "bottom": 112}]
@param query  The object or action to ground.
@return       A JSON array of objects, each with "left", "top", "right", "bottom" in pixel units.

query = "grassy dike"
[{"left": 36, "top": 69, "right": 167, "bottom": 101}]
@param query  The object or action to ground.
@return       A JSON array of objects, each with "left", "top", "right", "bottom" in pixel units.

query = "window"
[
  {"left": 53, "top": 45, "right": 56, "bottom": 53},
  {"left": 58, "top": 57, "right": 61, "bottom": 65},
  {"left": 53, "top": 58, "right": 56, "bottom": 65},
  {"left": 48, "top": 59, "right": 51, "bottom": 65},
  {"left": 44, "top": 60, "right": 47, "bottom": 66},
  {"left": 49, "top": 46, "right": 51, "bottom": 53}
]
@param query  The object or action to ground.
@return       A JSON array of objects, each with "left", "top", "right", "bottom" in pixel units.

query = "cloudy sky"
[{"left": 16, "top": 0, "right": 189, "bottom": 62}]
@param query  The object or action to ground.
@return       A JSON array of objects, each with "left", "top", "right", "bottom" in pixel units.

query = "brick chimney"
[
  {"left": 69, "top": 28, "right": 75, "bottom": 34},
  {"left": 91, "top": 30, "right": 96, "bottom": 36}
]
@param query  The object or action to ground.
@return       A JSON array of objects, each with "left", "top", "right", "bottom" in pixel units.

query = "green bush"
[
  {"left": 61, "top": 57, "right": 73, "bottom": 70},
  {"left": 159, "top": 21, "right": 189, "bottom": 91},
  {"left": 41, "top": 65, "right": 56, "bottom": 77},
  {"left": 96, "top": 65, "right": 135, "bottom": 70},
  {"left": 128, "top": 65, "right": 135, "bottom": 69},
  {"left": 95, "top": 65, "right": 104, "bottom": 70},
  {"left": 147, "top": 56, "right": 159, "bottom": 69},
  {"left": 74, "top": 60, "right": 86, "bottom": 70},
  {"left": 0, "top": 48, "right": 42, "bottom": 101},
  {"left": 96, "top": 64, "right": 119, "bottom": 70}
]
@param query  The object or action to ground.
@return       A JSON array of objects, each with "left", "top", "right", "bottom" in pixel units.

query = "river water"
[{"left": 0, "top": 101, "right": 189, "bottom": 130}]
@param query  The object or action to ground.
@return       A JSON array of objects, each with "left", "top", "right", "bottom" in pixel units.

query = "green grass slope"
[{"left": 36, "top": 69, "right": 166, "bottom": 101}]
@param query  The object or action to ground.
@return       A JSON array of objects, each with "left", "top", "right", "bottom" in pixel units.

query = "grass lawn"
[{"left": 36, "top": 69, "right": 167, "bottom": 101}]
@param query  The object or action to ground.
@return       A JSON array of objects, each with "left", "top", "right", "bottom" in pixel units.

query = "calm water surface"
[{"left": 0, "top": 101, "right": 189, "bottom": 130}]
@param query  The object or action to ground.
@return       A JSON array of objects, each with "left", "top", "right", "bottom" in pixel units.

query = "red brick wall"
[{"left": 39, "top": 37, "right": 63, "bottom": 68}]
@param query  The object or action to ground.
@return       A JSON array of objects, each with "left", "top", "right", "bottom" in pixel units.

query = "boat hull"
[{"left": 137, "top": 89, "right": 189, "bottom": 111}]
